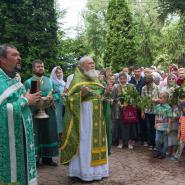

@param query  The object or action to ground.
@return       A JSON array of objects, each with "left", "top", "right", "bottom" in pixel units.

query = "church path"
[{"left": 38, "top": 145, "right": 185, "bottom": 185}]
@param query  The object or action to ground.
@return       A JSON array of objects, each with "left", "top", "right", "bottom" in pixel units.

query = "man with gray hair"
[
  {"left": 0, "top": 44, "right": 40, "bottom": 185},
  {"left": 79, "top": 56, "right": 98, "bottom": 78},
  {"left": 61, "top": 56, "right": 109, "bottom": 181}
]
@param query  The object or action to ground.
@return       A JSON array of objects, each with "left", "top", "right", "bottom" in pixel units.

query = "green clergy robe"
[
  {"left": 0, "top": 69, "right": 37, "bottom": 185},
  {"left": 24, "top": 76, "right": 59, "bottom": 159}
]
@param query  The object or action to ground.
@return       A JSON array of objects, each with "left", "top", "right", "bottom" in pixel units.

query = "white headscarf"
[{"left": 50, "top": 66, "right": 65, "bottom": 87}]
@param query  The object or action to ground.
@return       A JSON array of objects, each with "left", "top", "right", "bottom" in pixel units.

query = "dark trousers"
[
  {"left": 140, "top": 118, "right": 147, "bottom": 142},
  {"left": 145, "top": 113, "right": 156, "bottom": 147},
  {"left": 122, "top": 123, "right": 137, "bottom": 143},
  {"left": 137, "top": 109, "right": 147, "bottom": 142},
  {"left": 112, "top": 119, "right": 123, "bottom": 144}
]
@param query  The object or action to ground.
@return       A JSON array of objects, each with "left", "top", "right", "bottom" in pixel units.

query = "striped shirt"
[
  {"left": 141, "top": 83, "right": 159, "bottom": 114},
  {"left": 179, "top": 116, "right": 185, "bottom": 141}
]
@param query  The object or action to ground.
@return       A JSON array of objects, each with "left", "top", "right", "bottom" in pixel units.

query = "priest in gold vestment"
[{"left": 61, "top": 56, "right": 109, "bottom": 181}]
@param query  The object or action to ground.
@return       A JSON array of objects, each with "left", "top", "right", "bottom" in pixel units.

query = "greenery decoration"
[
  {"left": 172, "top": 83, "right": 185, "bottom": 103},
  {"left": 118, "top": 85, "right": 153, "bottom": 111}
]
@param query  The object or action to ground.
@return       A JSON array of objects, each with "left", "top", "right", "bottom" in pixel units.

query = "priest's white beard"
[{"left": 84, "top": 69, "right": 98, "bottom": 79}]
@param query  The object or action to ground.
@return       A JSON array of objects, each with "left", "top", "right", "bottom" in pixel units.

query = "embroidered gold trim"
[{"left": 91, "top": 159, "right": 107, "bottom": 166}]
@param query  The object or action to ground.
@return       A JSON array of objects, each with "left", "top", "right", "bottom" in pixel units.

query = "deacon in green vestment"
[
  {"left": 103, "top": 86, "right": 114, "bottom": 155},
  {"left": 24, "top": 60, "right": 59, "bottom": 166},
  {"left": 98, "top": 71, "right": 114, "bottom": 155},
  {"left": 0, "top": 44, "right": 40, "bottom": 185},
  {"left": 61, "top": 56, "right": 111, "bottom": 181}
]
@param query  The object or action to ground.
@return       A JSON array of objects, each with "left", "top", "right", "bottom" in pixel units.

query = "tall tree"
[
  {"left": 0, "top": 1, "right": 30, "bottom": 59},
  {"left": 104, "top": 0, "right": 135, "bottom": 71},
  {"left": 58, "top": 32, "right": 91, "bottom": 77},
  {"left": 0, "top": 0, "right": 58, "bottom": 79},
  {"left": 129, "top": 0, "right": 164, "bottom": 66},
  {"left": 83, "top": 0, "right": 109, "bottom": 67},
  {"left": 158, "top": 0, "right": 185, "bottom": 20},
  {"left": 24, "top": 0, "right": 58, "bottom": 77}
]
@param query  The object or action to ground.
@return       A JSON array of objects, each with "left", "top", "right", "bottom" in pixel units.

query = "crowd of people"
[
  {"left": 102, "top": 64, "right": 185, "bottom": 161},
  {"left": 1, "top": 43, "right": 185, "bottom": 185}
]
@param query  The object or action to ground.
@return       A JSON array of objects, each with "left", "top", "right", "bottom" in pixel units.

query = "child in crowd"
[
  {"left": 170, "top": 102, "right": 185, "bottom": 161},
  {"left": 154, "top": 92, "right": 172, "bottom": 159}
]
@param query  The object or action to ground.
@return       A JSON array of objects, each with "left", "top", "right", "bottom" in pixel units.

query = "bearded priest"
[
  {"left": 0, "top": 44, "right": 40, "bottom": 185},
  {"left": 61, "top": 56, "right": 110, "bottom": 181}
]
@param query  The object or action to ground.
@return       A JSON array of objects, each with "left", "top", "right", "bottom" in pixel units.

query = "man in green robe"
[
  {"left": 24, "top": 60, "right": 59, "bottom": 166},
  {"left": 0, "top": 44, "right": 41, "bottom": 185},
  {"left": 61, "top": 56, "right": 110, "bottom": 181}
]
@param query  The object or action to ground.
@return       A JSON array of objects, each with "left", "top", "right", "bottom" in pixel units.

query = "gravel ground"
[{"left": 38, "top": 145, "right": 185, "bottom": 185}]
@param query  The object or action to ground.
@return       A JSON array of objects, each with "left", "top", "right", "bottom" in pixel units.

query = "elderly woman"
[
  {"left": 163, "top": 74, "right": 180, "bottom": 156},
  {"left": 50, "top": 66, "right": 65, "bottom": 136}
]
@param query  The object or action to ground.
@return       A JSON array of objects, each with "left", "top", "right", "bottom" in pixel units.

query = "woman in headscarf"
[
  {"left": 164, "top": 73, "right": 180, "bottom": 157},
  {"left": 162, "top": 73, "right": 178, "bottom": 97},
  {"left": 50, "top": 66, "right": 65, "bottom": 136}
]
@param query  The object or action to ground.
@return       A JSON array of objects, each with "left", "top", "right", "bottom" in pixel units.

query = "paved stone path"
[{"left": 38, "top": 146, "right": 185, "bottom": 185}]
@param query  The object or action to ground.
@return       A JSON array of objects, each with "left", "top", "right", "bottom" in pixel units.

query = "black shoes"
[
  {"left": 153, "top": 153, "right": 166, "bottom": 159},
  {"left": 43, "top": 161, "right": 58, "bottom": 166},
  {"left": 157, "top": 155, "right": 166, "bottom": 159},
  {"left": 42, "top": 157, "right": 58, "bottom": 166},
  {"left": 153, "top": 153, "right": 160, "bottom": 158}
]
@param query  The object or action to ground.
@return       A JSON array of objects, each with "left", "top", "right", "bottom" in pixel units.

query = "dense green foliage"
[
  {"left": 129, "top": 1, "right": 164, "bottom": 66},
  {"left": 158, "top": 0, "right": 185, "bottom": 19},
  {"left": 83, "top": 0, "right": 109, "bottom": 67},
  {"left": 1, "top": 0, "right": 185, "bottom": 76},
  {"left": 82, "top": 0, "right": 185, "bottom": 71},
  {"left": 156, "top": 0, "right": 185, "bottom": 68},
  {"left": 104, "top": 0, "right": 136, "bottom": 71},
  {"left": 0, "top": 0, "right": 58, "bottom": 79},
  {"left": 58, "top": 32, "right": 90, "bottom": 78}
]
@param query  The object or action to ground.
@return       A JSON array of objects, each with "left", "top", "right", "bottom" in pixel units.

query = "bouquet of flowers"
[{"left": 172, "top": 83, "right": 185, "bottom": 103}]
